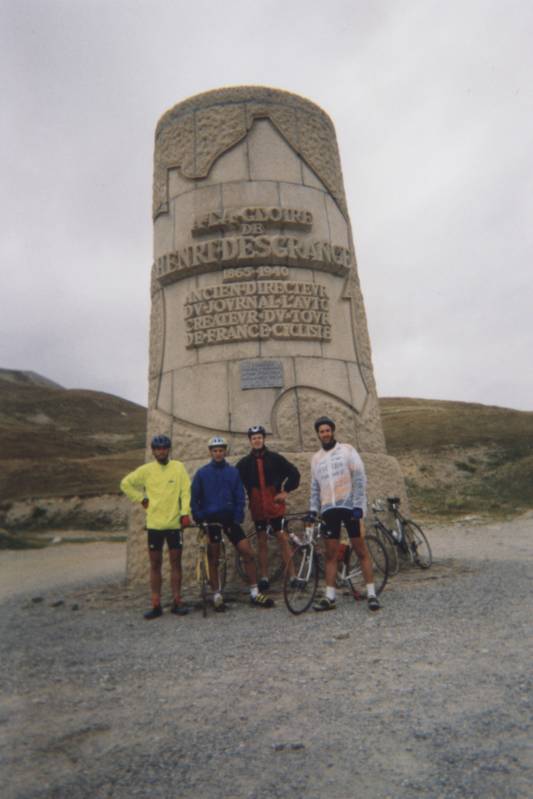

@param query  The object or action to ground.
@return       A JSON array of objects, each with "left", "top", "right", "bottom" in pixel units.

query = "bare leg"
[
  {"left": 236, "top": 539, "right": 258, "bottom": 586},
  {"left": 256, "top": 529, "right": 269, "bottom": 579},
  {"left": 168, "top": 548, "right": 182, "bottom": 603},
  {"left": 351, "top": 537, "right": 374, "bottom": 585},
  {"left": 207, "top": 542, "right": 221, "bottom": 592},
  {"left": 324, "top": 539, "right": 340, "bottom": 588},
  {"left": 276, "top": 530, "right": 295, "bottom": 577},
  {"left": 148, "top": 549, "right": 163, "bottom": 606}
]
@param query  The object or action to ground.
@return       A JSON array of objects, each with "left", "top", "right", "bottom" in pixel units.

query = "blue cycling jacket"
[{"left": 191, "top": 459, "right": 245, "bottom": 523}]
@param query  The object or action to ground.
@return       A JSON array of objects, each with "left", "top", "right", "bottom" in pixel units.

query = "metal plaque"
[{"left": 240, "top": 360, "right": 284, "bottom": 390}]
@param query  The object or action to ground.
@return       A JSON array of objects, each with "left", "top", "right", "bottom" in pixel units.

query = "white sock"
[
  {"left": 250, "top": 586, "right": 259, "bottom": 598},
  {"left": 326, "top": 586, "right": 336, "bottom": 601},
  {"left": 213, "top": 592, "right": 223, "bottom": 605},
  {"left": 366, "top": 583, "right": 376, "bottom": 598}
]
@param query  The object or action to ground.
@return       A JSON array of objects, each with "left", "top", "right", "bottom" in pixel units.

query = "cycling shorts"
[
  {"left": 321, "top": 508, "right": 362, "bottom": 540},
  {"left": 147, "top": 529, "right": 182, "bottom": 551},
  {"left": 254, "top": 517, "right": 284, "bottom": 535},
  {"left": 205, "top": 512, "right": 246, "bottom": 547}
]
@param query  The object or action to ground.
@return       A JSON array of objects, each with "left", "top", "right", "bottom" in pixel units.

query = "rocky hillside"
[
  {"left": 1, "top": 371, "right": 532, "bottom": 526},
  {"left": 381, "top": 397, "right": 533, "bottom": 520}
]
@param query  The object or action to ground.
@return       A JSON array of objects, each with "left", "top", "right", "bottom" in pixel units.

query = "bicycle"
[
  {"left": 372, "top": 497, "right": 432, "bottom": 570},
  {"left": 235, "top": 513, "right": 318, "bottom": 586},
  {"left": 282, "top": 516, "right": 389, "bottom": 615},
  {"left": 190, "top": 523, "right": 227, "bottom": 617}
]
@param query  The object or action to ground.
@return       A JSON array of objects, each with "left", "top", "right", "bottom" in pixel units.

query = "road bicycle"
[
  {"left": 235, "top": 513, "right": 319, "bottom": 585},
  {"left": 371, "top": 497, "right": 432, "bottom": 570},
  {"left": 190, "top": 523, "right": 227, "bottom": 617},
  {"left": 282, "top": 516, "right": 389, "bottom": 615}
]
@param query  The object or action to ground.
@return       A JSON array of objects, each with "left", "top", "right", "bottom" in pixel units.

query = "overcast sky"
[{"left": 2, "top": 0, "right": 532, "bottom": 411}]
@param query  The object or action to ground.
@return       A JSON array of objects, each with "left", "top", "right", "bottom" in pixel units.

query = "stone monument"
[{"left": 126, "top": 86, "right": 406, "bottom": 588}]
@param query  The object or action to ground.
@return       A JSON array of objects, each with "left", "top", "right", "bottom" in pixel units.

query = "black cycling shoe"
[
  {"left": 258, "top": 577, "right": 270, "bottom": 592},
  {"left": 313, "top": 597, "right": 336, "bottom": 612},
  {"left": 144, "top": 605, "right": 163, "bottom": 620},
  {"left": 170, "top": 602, "right": 190, "bottom": 616},
  {"left": 250, "top": 593, "right": 274, "bottom": 608},
  {"left": 367, "top": 595, "right": 381, "bottom": 612}
]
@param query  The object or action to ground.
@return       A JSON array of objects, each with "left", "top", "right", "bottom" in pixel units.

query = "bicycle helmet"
[
  {"left": 314, "top": 415, "right": 336, "bottom": 432},
  {"left": 247, "top": 425, "right": 266, "bottom": 437},
  {"left": 208, "top": 435, "right": 228, "bottom": 449},
  {"left": 151, "top": 434, "right": 171, "bottom": 449}
]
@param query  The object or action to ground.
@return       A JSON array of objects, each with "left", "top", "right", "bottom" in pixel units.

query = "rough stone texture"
[
  {"left": 153, "top": 86, "right": 347, "bottom": 219},
  {"left": 128, "top": 87, "right": 407, "bottom": 589}
]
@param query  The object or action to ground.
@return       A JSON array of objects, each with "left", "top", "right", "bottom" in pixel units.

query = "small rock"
[
  {"left": 31, "top": 596, "right": 44, "bottom": 604},
  {"left": 71, "top": 603, "right": 80, "bottom": 611},
  {"left": 334, "top": 632, "right": 350, "bottom": 640},
  {"left": 50, "top": 599, "right": 65, "bottom": 607}
]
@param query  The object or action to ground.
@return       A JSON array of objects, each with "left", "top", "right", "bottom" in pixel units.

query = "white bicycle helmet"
[{"left": 208, "top": 435, "right": 228, "bottom": 449}]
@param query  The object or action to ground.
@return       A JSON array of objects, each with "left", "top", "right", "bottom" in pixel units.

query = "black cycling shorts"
[
  {"left": 205, "top": 512, "right": 246, "bottom": 547},
  {"left": 254, "top": 517, "right": 284, "bottom": 535},
  {"left": 321, "top": 508, "right": 362, "bottom": 540},
  {"left": 147, "top": 529, "right": 182, "bottom": 551}
]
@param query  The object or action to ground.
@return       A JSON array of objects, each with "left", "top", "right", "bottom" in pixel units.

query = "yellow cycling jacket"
[{"left": 120, "top": 460, "right": 191, "bottom": 530}]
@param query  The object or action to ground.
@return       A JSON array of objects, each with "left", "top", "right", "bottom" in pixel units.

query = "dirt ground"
[{"left": 1, "top": 514, "right": 532, "bottom": 799}]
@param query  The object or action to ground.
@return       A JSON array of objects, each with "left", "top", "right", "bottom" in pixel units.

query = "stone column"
[{"left": 127, "top": 86, "right": 406, "bottom": 589}]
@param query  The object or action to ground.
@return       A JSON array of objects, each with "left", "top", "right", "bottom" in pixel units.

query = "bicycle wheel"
[
  {"left": 283, "top": 545, "right": 318, "bottom": 615},
  {"left": 345, "top": 534, "right": 389, "bottom": 598},
  {"left": 403, "top": 521, "right": 432, "bottom": 569},
  {"left": 373, "top": 523, "right": 399, "bottom": 576}
]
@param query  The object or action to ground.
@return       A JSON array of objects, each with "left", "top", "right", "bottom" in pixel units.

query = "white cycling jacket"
[{"left": 310, "top": 442, "right": 367, "bottom": 515}]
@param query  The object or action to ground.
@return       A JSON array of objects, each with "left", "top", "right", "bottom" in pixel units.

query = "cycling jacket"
[
  {"left": 236, "top": 448, "right": 300, "bottom": 521},
  {"left": 309, "top": 442, "right": 367, "bottom": 515},
  {"left": 120, "top": 460, "right": 191, "bottom": 529},
  {"left": 191, "top": 459, "right": 245, "bottom": 524}
]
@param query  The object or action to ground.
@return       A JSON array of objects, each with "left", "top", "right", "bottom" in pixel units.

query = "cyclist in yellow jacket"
[{"left": 121, "top": 435, "right": 191, "bottom": 619}]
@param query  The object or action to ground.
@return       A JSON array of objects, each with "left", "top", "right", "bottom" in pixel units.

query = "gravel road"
[{"left": 1, "top": 515, "right": 532, "bottom": 799}]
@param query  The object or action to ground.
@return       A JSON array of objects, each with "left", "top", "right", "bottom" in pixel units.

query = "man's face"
[
  {"left": 317, "top": 424, "right": 334, "bottom": 445},
  {"left": 152, "top": 446, "right": 170, "bottom": 464},
  {"left": 210, "top": 446, "right": 227, "bottom": 463},
  {"left": 249, "top": 433, "right": 265, "bottom": 450}
]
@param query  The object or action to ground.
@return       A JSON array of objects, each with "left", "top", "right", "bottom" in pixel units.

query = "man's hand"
[
  {"left": 180, "top": 515, "right": 191, "bottom": 528},
  {"left": 274, "top": 491, "right": 288, "bottom": 504},
  {"left": 141, "top": 498, "right": 149, "bottom": 509},
  {"left": 304, "top": 511, "right": 317, "bottom": 523}
]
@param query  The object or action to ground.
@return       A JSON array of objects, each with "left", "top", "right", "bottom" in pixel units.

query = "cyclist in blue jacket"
[{"left": 191, "top": 436, "right": 274, "bottom": 612}]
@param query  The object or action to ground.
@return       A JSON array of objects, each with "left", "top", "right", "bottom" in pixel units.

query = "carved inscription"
[
  {"left": 193, "top": 207, "right": 313, "bottom": 235},
  {"left": 184, "top": 281, "right": 331, "bottom": 349},
  {"left": 156, "top": 235, "right": 350, "bottom": 285}
]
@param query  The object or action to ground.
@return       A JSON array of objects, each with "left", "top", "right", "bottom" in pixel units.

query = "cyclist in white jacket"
[{"left": 308, "top": 416, "right": 381, "bottom": 612}]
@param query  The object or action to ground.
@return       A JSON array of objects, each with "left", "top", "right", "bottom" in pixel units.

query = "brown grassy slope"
[
  {"left": 380, "top": 397, "right": 533, "bottom": 519},
  {"left": 0, "top": 374, "right": 146, "bottom": 500},
  {"left": 2, "top": 373, "right": 532, "bottom": 520}
]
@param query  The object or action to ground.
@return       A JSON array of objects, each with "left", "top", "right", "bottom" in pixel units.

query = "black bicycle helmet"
[
  {"left": 151, "top": 434, "right": 171, "bottom": 449},
  {"left": 314, "top": 416, "right": 336, "bottom": 432},
  {"left": 247, "top": 425, "right": 267, "bottom": 437}
]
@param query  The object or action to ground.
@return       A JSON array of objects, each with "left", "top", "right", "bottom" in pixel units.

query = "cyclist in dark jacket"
[
  {"left": 237, "top": 425, "right": 300, "bottom": 592},
  {"left": 191, "top": 436, "right": 274, "bottom": 611}
]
